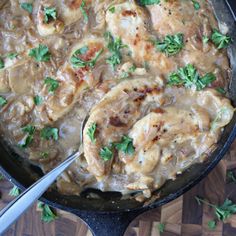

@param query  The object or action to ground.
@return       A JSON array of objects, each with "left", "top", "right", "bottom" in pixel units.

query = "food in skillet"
[{"left": 0, "top": 0, "right": 234, "bottom": 201}]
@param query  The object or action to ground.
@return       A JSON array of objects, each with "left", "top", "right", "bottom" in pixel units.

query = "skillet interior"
[{"left": 0, "top": 0, "right": 236, "bottom": 214}]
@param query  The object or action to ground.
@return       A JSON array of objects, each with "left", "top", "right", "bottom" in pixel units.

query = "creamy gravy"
[{"left": 0, "top": 0, "right": 234, "bottom": 201}]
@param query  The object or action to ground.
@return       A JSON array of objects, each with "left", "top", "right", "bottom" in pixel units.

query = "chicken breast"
[
  {"left": 147, "top": 0, "right": 212, "bottom": 38},
  {"left": 105, "top": 1, "right": 177, "bottom": 74},
  {"left": 83, "top": 78, "right": 165, "bottom": 180},
  {"left": 36, "top": 35, "right": 106, "bottom": 123},
  {"left": 83, "top": 79, "right": 234, "bottom": 189}
]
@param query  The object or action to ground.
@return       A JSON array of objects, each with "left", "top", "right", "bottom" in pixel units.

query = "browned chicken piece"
[
  {"left": 42, "top": 35, "right": 106, "bottom": 121},
  {"left": 83, "top": 79, "right": 234, "bottom": 191},
  {"left": 83, "top": 78, "right": 165, "bottom": 180},
  {"left": 105, "top": 1, "right": 177, "bottom": 74}
]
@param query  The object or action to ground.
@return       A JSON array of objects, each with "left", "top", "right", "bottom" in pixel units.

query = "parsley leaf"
[
  {"left": 208, "top": 220, "right": 216, "bottom": 230},
  {"left": 34, "top": 95, "right": 43, "bottom": 105},
  {"left": 80, "top": 0, "right": 88, "bottom": 23},
  {"left": 216, "top": 87, "right": 226, "bottom": 95},
  {"left": 0, "top": 96, "right": 7, "bottom": 106},
  {"left": 157, "top": 223, "right": 165, "bottom": 233},
  {"left": 105, "top": 32, "right": 127, "bottom": 69},
  {"left": 108, "top": 6, "right": 115, "bottom": 13},
  {"left": 191, "top": 0, "right": 200, "bottom": 10},
  {"left": 22, "top": 124, "right": 35, "bottom": 134},
  {"left": 99, "top": 146, "right": 113, "bottom": 161},
  {"left": 40, "top": 127, "right": 59, "bottom": 141},
  {"left": 44, "top": 7, "right": 57, "bottom": 23},
  {"left": 195, "top": 196, "right": 236, "bottom": 221},
  {"left": 168, "top": 64, "right": 216, "bottom": 90},
  {"left": 40, "top": 151, "right": 49, "bottom": 158},
  {"left": 44, "top": 77, "right": 59, "bottom": 93},
  {"left": 87, "top": 122, "right": 97, "bottom": 143},
  {"left": 18, "top": 124, "right": 36, "bottom": 148},
  {"left": 211, "top": 29, "right": 232, "bottom": 49},
  {"left": 139, "top": 0, "right": 160, "bottom": 6},
  {"left": 29, "top": 44, "right": 51, "bottom": 62},
  {"left": 200, "top": 73, "right": 216, "bottom": 89},
  {"left": 7, "top": 52, "right": 18, "bottom": 59},
  {"left": 70, "top": 46, "right": 103, "bottom": 68},
  {"left": 154, "top": 33, "right": 184, "bottom": 56},
  {"left": 115, "top": 135, "right": 135, "bottom": 155},
  {"left": 215, "top": 199, "right": 236, "bottom": 221},
  {"left": 37, "top": 202, "right": 58, "bottom": 223},
  {"left": 9, "top": 185, "right": 21, "bottom": 197},
  {"left": 203, "top": 35, "right": 209, "bottom": 44},
  {"left": 0, "top": 58, "right": 4, "bottom": 69},
  {"left": 20, "top": 3, "right": 33, "bottom": 13}
]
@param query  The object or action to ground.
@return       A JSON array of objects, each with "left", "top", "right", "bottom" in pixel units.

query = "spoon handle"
[{"left": 0, "top": 150, "right": 81, "bottom": 235}]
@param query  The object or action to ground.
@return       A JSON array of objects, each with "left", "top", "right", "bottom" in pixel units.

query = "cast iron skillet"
[{"left": 0, "top": 1, "right": 236, "bottom": 235}]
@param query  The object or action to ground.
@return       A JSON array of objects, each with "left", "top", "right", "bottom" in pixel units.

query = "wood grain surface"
[{"left": 1, "top": 140, "right": 236, "bottom": 236}]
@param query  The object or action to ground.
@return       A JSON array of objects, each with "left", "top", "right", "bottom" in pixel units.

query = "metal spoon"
[{"left": 0, "top": 115, "right": 89, "bottom": 235}]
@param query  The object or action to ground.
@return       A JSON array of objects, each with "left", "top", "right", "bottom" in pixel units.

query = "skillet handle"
[{"left": 73, "top": 210, "right": 144, "bottom": 236}]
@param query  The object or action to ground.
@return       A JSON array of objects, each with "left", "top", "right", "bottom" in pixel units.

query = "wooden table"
[{"left": 1, "top": 140, "right": 236, "bottom": 236}]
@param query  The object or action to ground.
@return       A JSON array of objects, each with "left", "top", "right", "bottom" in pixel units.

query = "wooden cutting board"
[{"left": 1, "top": 140, "right": 236, "bottom": 236}]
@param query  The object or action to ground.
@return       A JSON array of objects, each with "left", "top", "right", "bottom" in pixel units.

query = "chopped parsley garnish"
[
  {"left": 195, "top": 196, "right": 236, "bottom": 221},
  {"left": 216, "top": 87, "right": 226, "bottom": 95},
  {"left": 33, "top": 95, "right": 43, "bottom": 105},
  {"left": 208, "top": 220, "right": 217, "bottom": 230},
  {"left": 40, "top": 151, "right": 49, "bottom": 158},
  {"left": 139, "top": 0, "right": 160, "bottom": 6},
  {"left": 211, "top": 29, "right": 232, "bottom": 49},
  {"left": 157, "top": 223, "right": 165, "bottom": 233},
  {"left": 99, "top": 135, "right": 135, "bottom": 161},
  {"left": 87, "top": 122, "right": 97, "bottom": 143},
  {"left": 108, "top": 6, "right": 115, "bottom": 13},
  {"left": 129, "top": 64, "right": 137, "bottom": 72},
  {"left": 0, "top": 58, "right": 4, "bottom": 69},
  {"left": 18, "top": 124, "right": 36, "bottom": 148},
  {"left": 80, "top": 0, "right": 88, "bottom": 23},
  {"left": 20, "top": 3, "right": 33, "bottom": 14},
  {"left": 7, "top": 52, "right": 18, "bottom": 59},
  {"left": 29, "top": 44, "right": 51, "bottom": 62},
  {"left": 99, "top": 146, "right": 113, "bottom": 161},
  {"left": 44, "top": 7, "right": 57, "bottom": 23},
  {"left": 40, "top": 127, "right": 59, "bottom": 141},
  {"left": 154, "top": 33, "right": 184, "bottom": 56},
  {"left": 168, "top": 64, "right": 216, "bottom": 90},
  {"left": 70, "top": 46, "right": 103, "bottom": 68},
  {"left": 44, "top": 77, "right": 59, "bottom": 93},
  {"left": 37, "top": 202, "right": 58, "bottom": 223},
  {"left": 191, "top": 0, "right": 200, "bottom": 10},
  {"left": 0, "top": 96, "right": 7, "bottom": 106},
  {"left": 105, "top": 32, "right": 127, "bottom": 69},
  {"left": 115, "top": 135, "right": 135, "bottom": 155},
  {"left": 203, "top": 35, "right": 209, "bottom": 44},
  {"left": 9, "top": 185, "right": 21, "bottom": 197}
]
